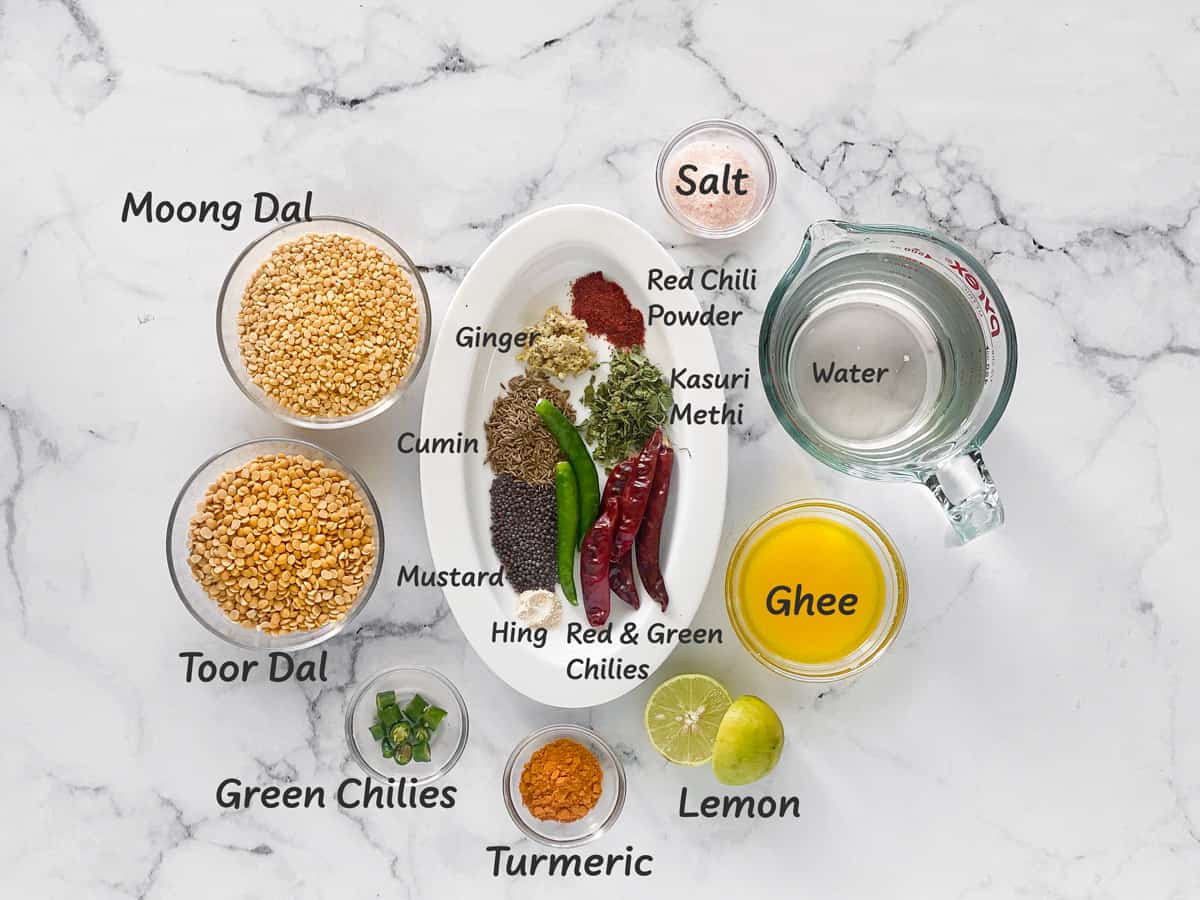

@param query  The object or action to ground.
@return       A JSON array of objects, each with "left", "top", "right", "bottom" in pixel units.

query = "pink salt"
[{"left": 666, "top": 139, "right": 757, "bottom": 230}]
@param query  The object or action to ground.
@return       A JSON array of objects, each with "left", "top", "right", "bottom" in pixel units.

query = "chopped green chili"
[
  {"left": 422, "top": 707, "right": 447, "bottom": 729},
  {"left": 367, "top": 691, "right": 449, "bottom": 767},
  {"left": 379, "top": 704, "right": 401, "bottom": 728},
  {"left": 403, "top": 695, "right": 429, "bottom": 720}
]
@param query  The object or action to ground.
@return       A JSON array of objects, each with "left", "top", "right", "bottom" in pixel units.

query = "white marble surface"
[{"left": 3, "top": 1, "right": 1199, "bottom": 897}]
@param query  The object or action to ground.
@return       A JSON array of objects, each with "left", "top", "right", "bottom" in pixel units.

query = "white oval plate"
[{"left": 420, "top": 204, "right": 728, "bottom": 707}]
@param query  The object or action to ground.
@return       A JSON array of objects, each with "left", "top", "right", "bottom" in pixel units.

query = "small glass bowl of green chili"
[{"left": 345, "top": 666, "right": 469, "bottom": 785}]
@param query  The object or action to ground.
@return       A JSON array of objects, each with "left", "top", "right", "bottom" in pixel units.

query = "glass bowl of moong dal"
[
  {"left": 346, "top": 666, "right": 469, "bottom": 786},
  {"left": 166, "top": 437, "right": 385, "bottom": 651},
  {"left": 216, "top": 216, "right": 432, "bottom": 430},
  {"left": 502, "top": 724, "right": 626, "bottom": 848},
  {"left": 725, "top": 500, "right": 907, "bottom": 681}
]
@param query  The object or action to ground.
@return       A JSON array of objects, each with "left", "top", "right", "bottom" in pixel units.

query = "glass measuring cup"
[{"left": 759, "top": 221, "right": 1017, "bottom": 542}]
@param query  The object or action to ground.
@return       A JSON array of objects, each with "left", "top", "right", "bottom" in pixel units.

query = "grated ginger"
[{"left": 517, "top": 306, "right": 596, "bottom": 379}]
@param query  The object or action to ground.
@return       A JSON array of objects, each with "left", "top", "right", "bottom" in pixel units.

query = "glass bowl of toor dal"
[
  {"left": 502, "top": 724, "right": 626, "bottom": 848},
  {"left": 166, "top": 437, "right": 384, "bottom": 651},
  {"left": 217, "top": 216, "right": 432, "bottom": 430}
]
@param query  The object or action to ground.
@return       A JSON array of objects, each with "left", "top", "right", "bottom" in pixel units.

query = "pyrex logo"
[{"left": 948, "top": 259, "right": 1002, "bottom": 337}]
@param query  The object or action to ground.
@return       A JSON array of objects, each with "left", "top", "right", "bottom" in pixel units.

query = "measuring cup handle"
[{"left": 923, "top": 449, "right": 1004, "bottom": 543}]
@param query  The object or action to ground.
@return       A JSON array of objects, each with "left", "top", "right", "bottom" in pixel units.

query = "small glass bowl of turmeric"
[{"left": 502, "top": 724, "right": 626, "bottom": 848}]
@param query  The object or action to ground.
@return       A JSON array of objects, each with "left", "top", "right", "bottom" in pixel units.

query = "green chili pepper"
[
  {"left": 553, "top": 461, "right": 580, "bottom": 604},
  {"left": 535, "top": 398, "right": 600, "bottom": 541},
  {"left": 403, "top": 694, "right": 429, "bottom": 720},
  {"left": 371, "top": 692, "right": 447, "bottom": 766},
  {"left": 422, "top": 707, "right": 448, "bottom": 730},
  {"left": 389, "top": 723, "right": 410, "bottom": 745}
]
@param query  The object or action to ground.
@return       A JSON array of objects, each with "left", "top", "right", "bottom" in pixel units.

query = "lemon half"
[
  {"left": 712, "top": 695, "right": 785, "bottom": 785},
  {"left": 644, "top": 674, "right": 732, "bottom": 765}
]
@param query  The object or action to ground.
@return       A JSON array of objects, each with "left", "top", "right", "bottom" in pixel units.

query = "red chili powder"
[{"left": 570, "top": 272, "right": 645, "bottom": 349}]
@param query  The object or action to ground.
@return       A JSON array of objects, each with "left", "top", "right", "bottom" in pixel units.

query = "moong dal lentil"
[
  {"left": 186, "top": 453, "right": 376, "bottom": 634},
  {"left": 238, "top": 232, "right": 420, "bottom": 418}
]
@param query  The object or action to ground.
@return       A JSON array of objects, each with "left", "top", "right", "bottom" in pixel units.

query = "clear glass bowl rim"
[
  {"left": 164, "top": 436, "right": 385, "bottom": 651},
  {"left": 215, "top": 215, "right": 433, "bottom": 430},
  {"left": 344, "top": 665, "right": 470, "bottom": 786},
  {"left": 501, "top": 723, "right": 627, "bottom": 848}
]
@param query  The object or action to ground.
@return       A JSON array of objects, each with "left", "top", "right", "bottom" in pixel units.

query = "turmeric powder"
[{"left": 518, "top": 738, "right": 603, "bottom": 822}]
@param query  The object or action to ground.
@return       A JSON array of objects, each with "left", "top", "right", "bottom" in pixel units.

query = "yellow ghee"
[{"left": 735, "top": 514, "right": 886, "bottom": 665}]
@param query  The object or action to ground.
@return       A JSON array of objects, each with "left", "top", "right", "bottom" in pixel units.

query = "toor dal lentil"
[{"left": 186, "top": 453, "right": 376, "bottom": 634}]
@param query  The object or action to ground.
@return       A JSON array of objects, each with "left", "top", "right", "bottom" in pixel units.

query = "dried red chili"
[
  {"left": 601, "top": 459, "right": 641, "bottom": 610},
  {"left": 580, "top": 492, "right": 618, "bottom": 626},
  {"left": 570, "top": 272, "right": 645, "bottom": 348},
  {"left": 636, "top": 441, "right": 674, "bottom": 612},
  {"left": 613, "top": 429, "right": 662, "bottom": 560}
]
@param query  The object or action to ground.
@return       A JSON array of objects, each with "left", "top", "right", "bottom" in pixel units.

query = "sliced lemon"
[{"left": 644, "top": 673, "right": 732, "bottom": 765}]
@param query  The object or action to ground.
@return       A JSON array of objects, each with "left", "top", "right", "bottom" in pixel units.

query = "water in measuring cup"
[{"left": 785, "top": 252, "right": 988, "bottom": 457}]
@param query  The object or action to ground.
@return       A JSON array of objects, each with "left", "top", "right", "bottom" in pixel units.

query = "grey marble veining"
[{"left": 2, "top": 1, "right": 1198, "bottom": 897}]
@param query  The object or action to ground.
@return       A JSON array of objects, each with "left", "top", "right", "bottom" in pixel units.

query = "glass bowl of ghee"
[{"left": 725, "top": 499, "right": 907, "bottom": 681}]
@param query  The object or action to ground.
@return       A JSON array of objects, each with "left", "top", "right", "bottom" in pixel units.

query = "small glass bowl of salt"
[{"left": 656, "top": 119, "right": 777, "bottom": 239}]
